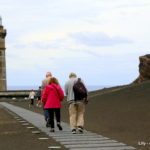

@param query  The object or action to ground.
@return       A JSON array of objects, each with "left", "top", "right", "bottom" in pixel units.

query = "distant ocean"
[{"left": 7, "top": 85, "right": 111, "bottom": 92}]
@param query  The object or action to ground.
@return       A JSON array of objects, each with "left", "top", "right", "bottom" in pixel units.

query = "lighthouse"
[{"left": 0, "top": 16, "right": 7, "bottom": 91}]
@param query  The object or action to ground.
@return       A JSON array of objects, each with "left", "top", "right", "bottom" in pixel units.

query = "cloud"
[
  {"left": 69, "top": 32, "right": 133, "bottom": 47},
  {"left": 1, "top": 0, "right": 150, "bottom": 87}
]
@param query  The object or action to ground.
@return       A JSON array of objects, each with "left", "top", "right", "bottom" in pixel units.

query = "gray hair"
[{"left": 69, "top": 72, "right": 77, "bottom": 78}]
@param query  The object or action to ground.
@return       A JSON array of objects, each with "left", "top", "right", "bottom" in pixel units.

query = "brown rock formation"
[{"left": 133, "top": 54, "right": 150, "bottom": 83}]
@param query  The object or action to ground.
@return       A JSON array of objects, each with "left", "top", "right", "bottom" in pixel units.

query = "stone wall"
[{"left": 0, "top": 90, "right": 33, "bottom": 99}]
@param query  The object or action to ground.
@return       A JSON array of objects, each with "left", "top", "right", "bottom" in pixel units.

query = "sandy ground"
[
  {"left": 0, "top": 105, "right": 67, "bottom": 150},
  {"left": 1, "top": 81, "right": 150, "bottom": 150}
]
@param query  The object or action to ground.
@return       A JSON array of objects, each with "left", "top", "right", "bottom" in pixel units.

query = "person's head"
[
  {"left": 49, "top": 77, "right": 59, "bottom": 85},
  {"left": 69, "top": 72, "right": 77, "bottom": 78},
  {"left": 46, "top": 72, "right": 52, "bottom": 78},
  {"left": 38, "top": 86, "right": 41, "bottom": 89}
]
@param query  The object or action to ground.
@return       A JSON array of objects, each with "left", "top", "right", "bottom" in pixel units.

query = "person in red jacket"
[{"left": 42, "top": 77, "right": 64, "bottom": 132}]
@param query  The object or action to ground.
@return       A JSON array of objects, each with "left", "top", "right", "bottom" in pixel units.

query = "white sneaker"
[
  {"left": 72, "top": 129, "right": 76, "bottom": 134},
  {"left": 78, "top": 126, "right": 84, "bottom": 134}
]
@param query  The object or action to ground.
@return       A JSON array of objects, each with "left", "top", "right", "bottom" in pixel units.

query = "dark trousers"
[
  {"left": 47, "top": 108, "right": 61, "bottom": 128},
  {"left": 30, "top": 99, "right": 34, "bottom": 105}
]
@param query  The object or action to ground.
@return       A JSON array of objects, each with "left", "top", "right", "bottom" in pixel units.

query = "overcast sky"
[{"left": 0, "top": 0, "right": 150, "bottom": 88}]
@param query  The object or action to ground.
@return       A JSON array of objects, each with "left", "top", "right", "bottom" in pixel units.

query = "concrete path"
[{"left": 0, "top": 102, "right": 136, "bottom": 150}]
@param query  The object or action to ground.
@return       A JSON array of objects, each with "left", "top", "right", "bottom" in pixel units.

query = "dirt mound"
[
  {"left": 84, "top": 81, "right": 150, "bottom": 150},
  {"left": 5, "top": 81, "right": 150, "bottom": 150}
]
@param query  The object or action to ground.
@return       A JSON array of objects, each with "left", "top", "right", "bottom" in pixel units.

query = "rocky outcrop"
[{"left": 133, "top": 54, "right": 150, "bottom": 83}]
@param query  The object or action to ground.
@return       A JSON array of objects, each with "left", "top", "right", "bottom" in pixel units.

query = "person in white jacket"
[{"left": 29, "top": 89, "right": 35, "bottom": 108}]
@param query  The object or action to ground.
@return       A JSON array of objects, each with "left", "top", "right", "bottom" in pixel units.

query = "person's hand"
[{"left": 84, "top": 98, "right": 88, "bottom": 104}]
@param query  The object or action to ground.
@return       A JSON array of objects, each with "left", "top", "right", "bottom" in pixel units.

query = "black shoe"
[
  {"left": 46, "top": 119, "right": 51, "bottom": 128},
  {"left": 78, "top": 126, "right": 84, "bottom": 134},
  {"left": 50, "top": 129, "right": 55, "bottom": 132},
  {"left": 72, "top": 129, "right": 76, "bottom": 134},
  {"left": 57, "top": 124, "right": 63, "bottom": 131}
]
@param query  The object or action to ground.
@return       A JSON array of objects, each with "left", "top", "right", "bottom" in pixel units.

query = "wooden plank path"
[{"left": 0, "top": 102, "right": 136, "bottom": 150}]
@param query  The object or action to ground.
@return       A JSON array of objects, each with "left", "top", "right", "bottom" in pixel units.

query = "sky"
[{"left": 0, "top": 0, "right": 150, "bottom": 88}]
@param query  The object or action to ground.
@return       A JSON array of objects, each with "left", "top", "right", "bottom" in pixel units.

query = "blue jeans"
[{"left": 43, "top": 105, "right": 49, "bottom": 121}]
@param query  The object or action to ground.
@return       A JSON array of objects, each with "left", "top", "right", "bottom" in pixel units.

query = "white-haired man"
[
  {"left": 41, "top": 72, "right": 52, "bottom": 127},
  {"left": 41, "top": 72, "right": 52, "bottom": 90},
  {"left": 65, "top": 73, "right": 88, "bottom": 134}
]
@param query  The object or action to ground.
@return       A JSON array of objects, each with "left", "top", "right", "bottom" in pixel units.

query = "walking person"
[
  {"left": 65, "top": 73, "right": 88, "bottom": 134},
  {"left": 41, "top": 72, "right": 52, "bottom": 127},
  {"left": 28, "top": 89, "right": 36, "bottom": 108},
  {"left": 42, "top": 77, "right": 64, "bottom": 132},
  {"left": 36, "top": 86, "right": 42, "bottom": 107}
]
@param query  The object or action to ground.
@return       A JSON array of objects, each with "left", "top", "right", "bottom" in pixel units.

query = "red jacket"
[{"left": 42, "top": 83, "right": 64, "bottom": 109}]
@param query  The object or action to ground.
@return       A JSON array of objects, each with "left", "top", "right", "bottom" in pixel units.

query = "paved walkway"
[{"left": 0, "top": 102, "right": 136, "bottom": 150}]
